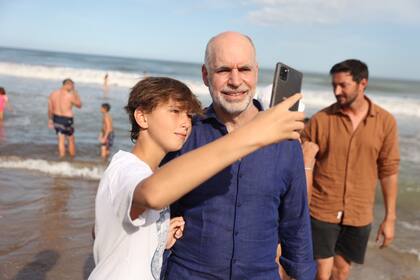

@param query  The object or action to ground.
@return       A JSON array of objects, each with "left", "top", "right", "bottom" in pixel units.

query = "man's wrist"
[{"left": 384, "top": 215, "right": 396, "bottom": 222}]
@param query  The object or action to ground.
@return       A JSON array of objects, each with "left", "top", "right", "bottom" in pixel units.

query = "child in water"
[{"left": 98, "top": 103, "right": 114, "bottom": 158}]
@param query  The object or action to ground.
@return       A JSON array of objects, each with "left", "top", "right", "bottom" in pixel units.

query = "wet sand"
[
  {"left": 351, "top": 243, "right": 420, "bottom": 280},
  {"left": 0, "top": 169, "right": 96, "bottom": 279},
  {"left": 1, "top": 168, "right": 420, "bottom": 280}
]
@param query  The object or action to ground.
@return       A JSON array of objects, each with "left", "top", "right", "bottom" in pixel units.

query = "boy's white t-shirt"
[{"left": 89, "top": 150, "right": 169, "bottom": 280}]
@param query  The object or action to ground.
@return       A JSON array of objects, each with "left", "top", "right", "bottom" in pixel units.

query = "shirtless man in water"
[{"left": 48, "top": 79, "right": 82, "bottom": 158}]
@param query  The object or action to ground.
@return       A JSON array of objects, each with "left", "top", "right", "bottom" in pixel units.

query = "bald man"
[
  {"left": 48, "top": 79, "right": 82, "bottom": 158},
  {"left": 162, "top": 31, "right": 316, "bottom": 280}
]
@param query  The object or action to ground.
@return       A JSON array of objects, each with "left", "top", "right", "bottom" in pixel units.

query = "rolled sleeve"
[
  {"left": 378, "top": 116, "right": 400, "bottom": 179},
  {"left": 278, "top": 142, "right": 316, "bottom": 280}
]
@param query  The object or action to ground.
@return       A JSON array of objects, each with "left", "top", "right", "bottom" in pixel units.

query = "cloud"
[{"left": 245, "top": 0, "right": 420, "bottom": 25}]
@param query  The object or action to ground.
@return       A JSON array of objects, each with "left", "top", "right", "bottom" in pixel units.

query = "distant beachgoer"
[
  {"left": 48, "top": 79, "right": 82, "bottom": 158},
  {"left": 98, "top": 103, "right": 114, "bottom": 158},
  {"left": 0, "top": 87, "right": 12, "bottom": 121},
  {"left": 89, "top": 76, "right": 306, "bottom": 279},
  {"left": 103, "top": 73, "right": 109, "bottom": 98},
  {"left": 304, "top": 59, "right": 400, "bottom": 280}
]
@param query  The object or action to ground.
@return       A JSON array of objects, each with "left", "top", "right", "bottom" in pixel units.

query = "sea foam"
[
  {"left": 0, "top": 156, "right": 104, "bottom": 180},
  {"left": 0, "top": 62, "right": 210, "bottom": 95},
  {"left": 256, "top": 85, "right": 420, "bottom": 118},
  {"left": 1, "top": 62, "right": 420, "bottom": 117}
]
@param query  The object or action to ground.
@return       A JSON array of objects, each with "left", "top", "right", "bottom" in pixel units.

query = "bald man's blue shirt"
[{"left": 162, "top": 100, "right": 316, "bottom": 280}]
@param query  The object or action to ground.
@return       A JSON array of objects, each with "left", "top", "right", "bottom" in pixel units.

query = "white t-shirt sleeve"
[{"left": 110, "top": 160, "right": 159, "bottom": 229}]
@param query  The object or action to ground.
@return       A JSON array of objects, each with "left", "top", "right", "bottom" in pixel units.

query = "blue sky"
[{"left": 1, "top": 0, "right": 419, "bottom": 80}]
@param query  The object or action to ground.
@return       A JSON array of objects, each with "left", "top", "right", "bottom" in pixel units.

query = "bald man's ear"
[
  {"left": 134, "top": 108, "right": 148, "bottom": 129},
  {"left": 202, "top": 64, "right": 210, "bottom": 87}
]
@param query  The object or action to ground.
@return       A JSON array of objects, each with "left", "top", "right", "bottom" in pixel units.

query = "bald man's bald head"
[{"left": 204, "top": 31, "right": 257, "bottom": 68}]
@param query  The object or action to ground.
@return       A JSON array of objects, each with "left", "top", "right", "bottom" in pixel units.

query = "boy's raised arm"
[{"left": 133, "top": 94, "right": 304, "bottom": 210}]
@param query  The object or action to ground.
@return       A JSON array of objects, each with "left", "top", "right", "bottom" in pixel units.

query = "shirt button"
[
  {"left": 237, "top": 203, "right": 242, "bottom": 207},
  {"left": 232, "top": 259, "right": 237, "bottom": 264},
  {"left": 235, "top": 231, "right": 239, "bottom": 236}
]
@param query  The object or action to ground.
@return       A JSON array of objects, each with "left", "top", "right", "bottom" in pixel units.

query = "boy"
[
  {"left": 90, "top": 77, "right": 304, "bottom": 279},
  {"left": 99, "top": 103, "right": 114, "bottom": 158}
]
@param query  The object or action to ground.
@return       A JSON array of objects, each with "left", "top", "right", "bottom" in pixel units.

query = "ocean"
[{"left": 0, "top": 47, "right": 419, "bottom": 279}]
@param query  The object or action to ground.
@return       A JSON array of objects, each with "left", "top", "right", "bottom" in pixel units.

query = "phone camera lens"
[{"left": 280, "top": 66, "right": 289, "bottom": 81}]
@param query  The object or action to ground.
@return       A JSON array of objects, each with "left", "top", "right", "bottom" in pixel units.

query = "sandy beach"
[
  {"left": 351, "top": 245, "right": 420, "bottom": 280},
  {"left": 0, "top": 169, "right": 96, "bottom": 280}
]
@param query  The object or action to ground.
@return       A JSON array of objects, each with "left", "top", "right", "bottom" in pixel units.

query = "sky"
[{"left": 0, "top": 0, "right": 420, "bottom": 80}]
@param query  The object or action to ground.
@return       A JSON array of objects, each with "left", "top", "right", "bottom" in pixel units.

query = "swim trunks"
[
  {"left": 101, "top": 131, "right": 114, "bottom": 149},
  {"left": 53, "top": 115, "right": 74, "bottom": 136}
]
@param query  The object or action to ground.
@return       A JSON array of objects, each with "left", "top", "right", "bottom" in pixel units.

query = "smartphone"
[{"left": 269, "top": 62, "right": 303, "bottom": 111}]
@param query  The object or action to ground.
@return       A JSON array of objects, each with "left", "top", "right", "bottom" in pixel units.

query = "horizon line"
[{"left": 1, "top": 45, "right": 419, "bottom": 83}]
